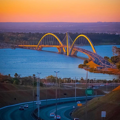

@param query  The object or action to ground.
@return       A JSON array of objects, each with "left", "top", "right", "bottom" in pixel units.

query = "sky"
[{"left": 0, "top": 0, "right": 120, "bottom": 22}]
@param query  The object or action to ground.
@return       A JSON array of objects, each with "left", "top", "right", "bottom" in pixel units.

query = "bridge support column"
[
  {"left": 37, "top": 47, "right": 42, "bottom": 51},
  {"left": 57, "top": 47, "right": 64, "bottom": 54},
  {"left": 71, "top": 50, "right": 78, "bottom": 56}
]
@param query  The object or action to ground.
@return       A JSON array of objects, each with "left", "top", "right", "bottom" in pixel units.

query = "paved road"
[
  {"left": 40, "top": 101, "right": 81, "bottom": 120},
  {"left": 0, "top": 96, "right": 98, "bottom": 120}
]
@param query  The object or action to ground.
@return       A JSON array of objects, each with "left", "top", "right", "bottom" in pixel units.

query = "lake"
[{"left": 0, "top": 45, "right": 120, "bottom": 80}]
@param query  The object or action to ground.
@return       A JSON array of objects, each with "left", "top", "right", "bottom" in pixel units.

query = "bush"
[
  {"left": 78, "top": 64, "right": 84, "bottom": 68},
  {"left": 84, "top": 60, "right": 88, "bottom": 65}
]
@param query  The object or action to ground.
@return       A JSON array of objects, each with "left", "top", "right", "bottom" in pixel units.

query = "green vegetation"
[
  {"left": 0, "top": 73, "right": 43, "bottom": 87},
  {"left": 0, "top": 32, "right": 120, "bottom": 46},
  {"left": 78, "top": 59, "right": 89, "bottom": 68},
  {"left": 104, "top": 46, "right": 120, "bottom": 70},
  {"left": 0, "top": 73, "right": 120, "bottom": 86}
]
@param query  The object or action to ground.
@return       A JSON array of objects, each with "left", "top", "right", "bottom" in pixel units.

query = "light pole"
[
  {"left": 46, "top": 77, "right": 48, "bottom": 106},
  {"left": 59, "top": 77, "right": 61, "bottom": 102},
  {"left": 75, "top": 77, "right": 76, "bottom": 102},
  {"left": 37, "top": 72, "right": 41, "bottom": 119},
  {"left": 85, "top": 71, "right": 88, "bottom": 120},
  {"left": 33, "top": 74, "right": 35, "bottom": 111},
  {"left": 54, "top": 71, "right": 59, "bottom": 120}
]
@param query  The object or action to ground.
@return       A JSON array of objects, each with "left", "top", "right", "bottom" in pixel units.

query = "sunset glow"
[{"left": 0, "top": 0, "right": 120, "bottom": 22}]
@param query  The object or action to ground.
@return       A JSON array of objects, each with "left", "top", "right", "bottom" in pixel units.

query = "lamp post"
[
  {"left": 37, "top": 72, "right": 41, "bottom": 119},
  {"left": 85, "top": 71, "right": 88, "bottom": 120},
  {"left": 46, "top": 77, "right": 48, "bottom": 106},
  {"left": 75, "top": 77, "right": 76, "bottom": 102},
  {"left": 59, "top": 77, "right": 61, "bottom": 102},
  {"left": 54, "top": 71, "right": 59, "bottom": 120},
  {"left": 33, "top": 74, "right": 35, "bottom": 111}
]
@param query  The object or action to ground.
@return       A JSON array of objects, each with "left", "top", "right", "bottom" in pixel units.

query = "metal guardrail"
[{"left": 32, "top": 97, "right": 94, "bottom": 120}]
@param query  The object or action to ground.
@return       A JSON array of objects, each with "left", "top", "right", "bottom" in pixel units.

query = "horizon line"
[{"left": 0, "top": 22, "right": 120, "bottom": 23}]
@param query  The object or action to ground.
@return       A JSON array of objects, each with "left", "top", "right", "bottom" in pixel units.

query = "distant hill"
[
  {"left": 0, "top": 22, "right": 120, "bottom": 34},
  {"left": 72, "top": 85, "right": 120, "bottom": 120}
]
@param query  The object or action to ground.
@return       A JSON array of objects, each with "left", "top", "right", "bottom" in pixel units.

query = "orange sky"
[{"left": 0, "top": 0, "right": 120, "bottom": 22}]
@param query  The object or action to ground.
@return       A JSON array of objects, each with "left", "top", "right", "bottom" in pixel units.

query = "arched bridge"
[{"left": 18, "top": 33, "right": 115, "bottom": 69}]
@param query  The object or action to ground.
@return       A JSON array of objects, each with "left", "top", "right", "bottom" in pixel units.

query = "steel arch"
[
  {"left": 69, "top": 34, "right": 96, "bottom": 55},
  {"left": 36, "top": 33, "right": 66, "bottom": 52}
]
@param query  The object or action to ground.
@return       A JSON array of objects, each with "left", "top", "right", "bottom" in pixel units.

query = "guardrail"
[{"left": 31, "top": 96, "right": 98, "bottom": 120}]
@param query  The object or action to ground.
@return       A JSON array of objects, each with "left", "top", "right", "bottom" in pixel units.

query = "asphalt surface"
[
  {"left": 0, "top": 96, "right": 96, "bottom": 120},
  {"left": 40, "top": 101, "right": 79, "bottom": 120}
]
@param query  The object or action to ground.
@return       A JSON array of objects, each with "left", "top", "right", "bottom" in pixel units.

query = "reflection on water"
[{"left": 0, "top": 45, "right": 120, "bottom": 80}]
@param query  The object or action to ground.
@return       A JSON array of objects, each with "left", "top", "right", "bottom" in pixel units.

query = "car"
[
  {"left": 19, "top": 105, "right": 24, "bottom": 110},
  {"left": 74, "top": 118, "right": 80, "bottom": 120},
  {"left": 50, "top": 113, "right": 55, "bottom": 117},
  {"left": 36, "top": 101, "right": 41, "bottom": 105},
  {"left": 24, "top": 104, "right": 28, "bottom": 108},
  {"left": 77, "top": 101, "right": 81, "bottom": 104},
  {"left": 54, "top": 115, "right": 61, "bottom": 120}
]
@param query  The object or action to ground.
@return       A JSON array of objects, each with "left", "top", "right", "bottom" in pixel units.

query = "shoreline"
[{"left": 83, "top": 67, "right": 120, "bottom": 75}]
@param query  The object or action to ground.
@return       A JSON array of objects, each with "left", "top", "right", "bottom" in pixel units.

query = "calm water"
[{"left": 0, "top": 45, "right": 120, "bottom": 80}]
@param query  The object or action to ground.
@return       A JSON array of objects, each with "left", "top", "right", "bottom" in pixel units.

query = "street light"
[
  {"left": 75, "top": 77, "right": 76, "bottom": 102},
  {"left": 37, "top": 72, "right": 41, "bottom": 119},
  {"left": 33, "top": 74, "right": 35, "bottom": 111},
  {"left": 54, "top": 71, "right": 59, "bottom": 120},
  {"left": 85, "top": 71, "right": 88, "bottom": 120},
  {"left": 46, "top": 77, "right": 48, "bottom": 106}
]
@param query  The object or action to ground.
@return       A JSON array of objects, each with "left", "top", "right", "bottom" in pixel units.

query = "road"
[
  {"left": 0, "top": 96, "right": 98, "bottom": 120},
  {"left": 40, "top": 101, "right": 80, "bottom": 120}
]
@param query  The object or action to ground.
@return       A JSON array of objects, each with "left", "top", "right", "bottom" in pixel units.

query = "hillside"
[
  {"left": 72, "top": 85, "right": 120, "bottom": 120},
  {"left": 0, "top": 83, "right": 104, "bottom": 108}
]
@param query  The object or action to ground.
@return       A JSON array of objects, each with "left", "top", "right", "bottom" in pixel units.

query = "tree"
[
  {"left": 46, "top": 75, "right": 56, "bottom": 83},
  {"left": 33, "top": 74, "right": 36, "bottom": 86},
  {"left": 111, "top": 56, "right": 120, "bottom": 63},
  {"left": 13, "top": 78, "right": 20, "bottom": 85},
  {"left": 84, "top": 60, "right": 88, "bottom": 65},
  {"left": 112, "top": 46, "right": 120, "bottom": 57},
  {"left": 14, "top": 73, "right": 18, "bottom": 78},
  {"left": 104, "top": 56, "right": 109, "bottom": 60},
  {"left": 78, "top": 64, "right": 84, "bottom": 68},
  {"left": 117, "top": 62, "right": 120, "bottom": 70}
]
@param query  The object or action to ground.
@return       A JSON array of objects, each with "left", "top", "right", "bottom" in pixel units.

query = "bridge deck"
[{"left": 18, "top": 44, "right": 115, "bottom": 68}]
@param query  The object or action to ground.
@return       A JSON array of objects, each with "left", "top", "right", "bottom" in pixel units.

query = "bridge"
[{"left": 18, "top": 33, "right": 115, "bottom": 69}]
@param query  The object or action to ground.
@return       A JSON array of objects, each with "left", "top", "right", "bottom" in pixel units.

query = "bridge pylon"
[{"left": 66, "top": 32, "right": 73, "bottom": 56}]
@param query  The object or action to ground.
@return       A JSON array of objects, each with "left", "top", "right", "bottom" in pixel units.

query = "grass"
[
  {"left": 0, "top": 83, "right": 104, "bottom": 108},
  {"left": 72, "top": 85, "right": 120, "bottom": 120}
]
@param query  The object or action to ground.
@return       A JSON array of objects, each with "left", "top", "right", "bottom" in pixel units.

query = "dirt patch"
[{"left": 0, "top": 83, "right": 104, "bottom": 107}]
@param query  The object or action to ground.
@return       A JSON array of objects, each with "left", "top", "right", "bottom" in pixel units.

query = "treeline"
[
  {"left": 0, "top": 74, "right": 120, "bottom": 87},
  {"left": 0, "top": 32, "right": 120, "bottom": 45},
  {"left": 104, "top": 46, "right": 120, "bottom": 69}
]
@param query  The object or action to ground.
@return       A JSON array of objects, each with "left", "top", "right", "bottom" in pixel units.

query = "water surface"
[{"left": 0, "top": 45, "right": 120, "bottom": 80}]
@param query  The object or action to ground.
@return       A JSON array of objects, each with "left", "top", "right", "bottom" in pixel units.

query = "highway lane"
[
  {"left": 40, "top": 102, "right": 78, "bottom": 120},
  {"left": 0, "top": 102, "right": 36, "bottom": 120},
  {"left": 0, "top": 96, "right": 99, "bottom": 120},
  {"left": 40, "top": 101, "right": 86, "bottom": 120}
]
